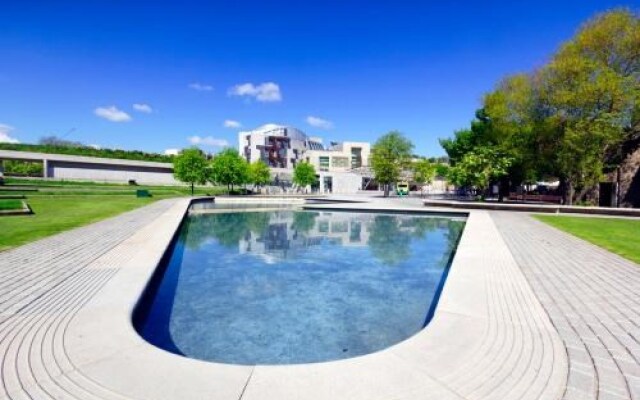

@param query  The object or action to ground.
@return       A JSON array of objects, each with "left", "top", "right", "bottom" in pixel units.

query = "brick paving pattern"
[{"left": 492, "top": 212, "right": 640, "bottom": 400}]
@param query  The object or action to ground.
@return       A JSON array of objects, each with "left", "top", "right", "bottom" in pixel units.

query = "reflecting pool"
[{"left": 136, "top": 209, "right": 465, "bottom": 365}]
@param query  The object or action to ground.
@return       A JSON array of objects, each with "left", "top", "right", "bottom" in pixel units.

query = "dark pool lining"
[
  {"left": 132, "top": 207, "right": 190, "bottom": 356},
  {"left": 421, "top": 219, "right": 466, "bottom": 327}
]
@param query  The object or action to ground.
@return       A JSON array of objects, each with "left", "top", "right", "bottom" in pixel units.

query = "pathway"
[{"left": 492, "top": 212, "right": 640, "bottom": 400}]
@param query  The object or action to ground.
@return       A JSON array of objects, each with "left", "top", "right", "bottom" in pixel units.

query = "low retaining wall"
[
  {"left": 0, "top": 199, "right": 32, "bottom": 216},
  {"left": 423, "top": 199, "right": 640, "bottom": 217},
  {"left": 214, "top": 196, "right": 308, "bottom": 205}
]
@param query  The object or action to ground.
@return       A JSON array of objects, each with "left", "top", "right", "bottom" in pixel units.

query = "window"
[
  {"left": 319, "top": 156, "right": 330, "bottom": 171},
  {"left": 332, "top": 156, "right": 349, "bottom": 168},
  {"left": 351, "top": 147, "right": 362, "bottom": 168}
]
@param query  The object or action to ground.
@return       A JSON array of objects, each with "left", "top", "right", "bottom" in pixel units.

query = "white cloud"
[
  {"left": 94, "top": 106, "right": 132, "bottom": 122},
  {"left": 164, "top": 148, "right": 180, "bottom": 156},
  {"left": 188, "top": 136, "right": 229, "bottom": 147},
  {"left": 188, "top": 82, "right": 214, "bottom": 92},
  {"left": 228, "top": 82, "right": 282, "bottom": 102},
  {"left": 223, "top": 119, "right": 242, "bottom": 128},
  {"left": 88, "top": 144, "right": 101, "bottom": 150},
  {"left": 133, "top": 103, "right": 153, "bottom": 113},
  {"left": 306, "top": 116, "right": 333, "bottom": 130},
  {"left": 0, "top": 124, "right": 19, "bottom": 143}
]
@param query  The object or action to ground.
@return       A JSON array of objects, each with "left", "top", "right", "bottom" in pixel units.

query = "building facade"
[
  {"left": 238, "top": 124, "right": 371, "bottom": 193},
  {"left": 0, "top": 150, "right": 178, "bottom": 184}
]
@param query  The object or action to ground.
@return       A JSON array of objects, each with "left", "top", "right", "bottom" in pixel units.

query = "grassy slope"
[
  {"left": 534, "top": 215, "right": 640, "bottom": 264},
  {"left": 0, "top": 180, "right": 231, "bottom": 251},
  {"left": 0, "top": 196, "right": 159, "bottom": 251}
]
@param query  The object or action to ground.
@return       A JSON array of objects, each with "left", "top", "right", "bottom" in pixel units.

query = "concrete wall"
[
  {"left": 47, "top": 160, "right": 178, "bottom": 184},
  {"left": 318, "top": 172, "right": 363, "bottom": 194}
]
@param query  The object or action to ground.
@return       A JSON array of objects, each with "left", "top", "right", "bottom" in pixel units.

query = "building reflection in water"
[{"left": 184, "top": 210, "right": 463, "bottom": 265}]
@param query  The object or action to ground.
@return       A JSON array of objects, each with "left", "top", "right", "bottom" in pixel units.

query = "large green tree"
[
  {"left": 173, "top": 147, "right": 208, "bottom": 195},
  {"left": 209, "top": 148, "right": 249, "bottom": 192},
  {"left": 537, "top": 9, "right": 639, "bottom": 204},
  {"left": 441, "top": 9, "right": 640, "bottom": 205},
  {"left": 448, "top": 147, "right": 513, "bottom": 198},
  {"left": 370, "top": 131, "right": 414, "bottom": 196},
  {"left": 247, "top": 160, "right": 271, "bottom": 191},
  {"left": 292, "top": 162, "right": 317, "bottom": 192},
  {"left": 412, "top": 158, "right": 436, "bottom": 190}
]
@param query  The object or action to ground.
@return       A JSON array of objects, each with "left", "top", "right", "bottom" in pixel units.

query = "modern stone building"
[{"left": 238, "top": 124, "right": 371, "bottom": 193}]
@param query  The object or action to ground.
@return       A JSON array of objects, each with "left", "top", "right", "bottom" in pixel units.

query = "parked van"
[{"left": 396, "top": 181, "right": 409, "bottom": 196}]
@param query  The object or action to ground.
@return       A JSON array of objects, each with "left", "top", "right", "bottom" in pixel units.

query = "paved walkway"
[
  {"left": 0, "top": 196, "right": 638, "bottom": 399},
  {"left": 0, "top": 199, "right": 180, "bottom": 399},
  {"left": 492, "top": 212, "right": 640, "bottom": 400}
]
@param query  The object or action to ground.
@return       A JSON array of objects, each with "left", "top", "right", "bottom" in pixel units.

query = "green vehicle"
[{"left": 396, "top": 181, "right": 409, "bottom": 196}]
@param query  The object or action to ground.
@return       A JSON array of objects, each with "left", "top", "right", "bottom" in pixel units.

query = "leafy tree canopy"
[
  {"left": 412, "top": 158, "right": 436, "bottom": 185},
  {"left": 448, "top": 147, "right": 513, "bottom": 194},
  {"left": 370, "top": 131, "right": 414, "bottom": 196},
  {"left": 209, "top": 148, "right": 249, "bottom": 190},
  {"left": 247, "top": 160, "right": 272, "bottom": 187},
  {"left": 440, "top": 8, "right": 640, "bottom": 204},
  {"left": 173, "top": 147, "right": 209, "bottom": 195},
  {"left": 292, "top": 162, "right": 317, "bottom": 188}
]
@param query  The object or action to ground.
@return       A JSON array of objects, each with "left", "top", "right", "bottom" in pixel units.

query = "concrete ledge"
[
  {"left": 215, "top": 196, "right": 307, "bottom": 205},
  {"left": 424, "top": 199, "right": 640, "bottom": 217},
  {"left": 0, "top": 199, "right": 32, "bottom": 216}
]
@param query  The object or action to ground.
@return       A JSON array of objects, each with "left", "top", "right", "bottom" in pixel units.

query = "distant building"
[
  {"left": 0, "top": 149, "right": 177, "bottom": 185},
  {"left": 238, "top": 124, "right": 371, "bottom": 193}
]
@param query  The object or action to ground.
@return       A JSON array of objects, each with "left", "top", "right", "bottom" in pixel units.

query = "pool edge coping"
[{"left": 56, "top": 198, "right": 568, "bottom": 400}]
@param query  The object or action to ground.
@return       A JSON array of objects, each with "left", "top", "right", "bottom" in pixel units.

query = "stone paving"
[
  {"left": 491, "top": 212, "right": 640, "bottom": 400},
  {"left": 0, "top": 199, "right": 180, "bottom": 399},
  {"left": 0, "top": 196, "right": 638, "bottom": 399}
]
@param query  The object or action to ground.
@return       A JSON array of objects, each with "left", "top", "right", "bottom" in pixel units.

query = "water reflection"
[
  {"left": 184, "top": 210, "right": 464, "bottom": 265},
  {"left": 139, "top": 209, "right": 467, "bottom": 364}
]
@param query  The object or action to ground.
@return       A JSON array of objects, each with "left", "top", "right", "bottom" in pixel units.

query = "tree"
[
  {"left": 439, "top": 109, "right": 496, "bottom": 166},
  {"left": 247, "top": 160, "right": 271, "bottom": 191},
  {"left": 435, "top": 164, "right": 450, "bottom": 179},
  {"left": 173, "top": 147, "right": 208, "bottom": 195},
  {"left": 39, "top": 136, "right": 84, "bottom": 148},
  {"left": 536, "top": 9, "right": 639, "bottom": 204},
  {"left": 448, "top": 147, "right": 513, "bottom": 198},
  {"left": 209, "top": 148, "right": 249, "bottom": 193},
  {"left": 412, "top": 159, "right": 436, "bottom": 187},
  {"left": 440, "top": 9, "right": 640, "bottom": 205},
  {"left": 292, "top": 162, "right": 317, "bottom": 192},
  {"left": 370, "top": 131, "right": 414, "bottom": 196}
]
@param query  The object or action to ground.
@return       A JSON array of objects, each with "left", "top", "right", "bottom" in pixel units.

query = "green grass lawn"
[
  {"left": 1, "top": 178, "right": 218, "bottom": 197},
  {"left": 534, "top": 215, "right": 640, "bottom": 264},
  {"left": 0, "top": 195, "right": 160, "bottom": 251},
  {"left": 0, "top": 179, "right": 235, "bottom": 251},
  {"left": 0, "top": 199, "right": 24, "bottom": 210}
]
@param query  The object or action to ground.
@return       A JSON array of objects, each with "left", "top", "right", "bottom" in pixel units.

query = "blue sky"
[{"left": 1, "top": 1, "right": 638, "bottom": 156}]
